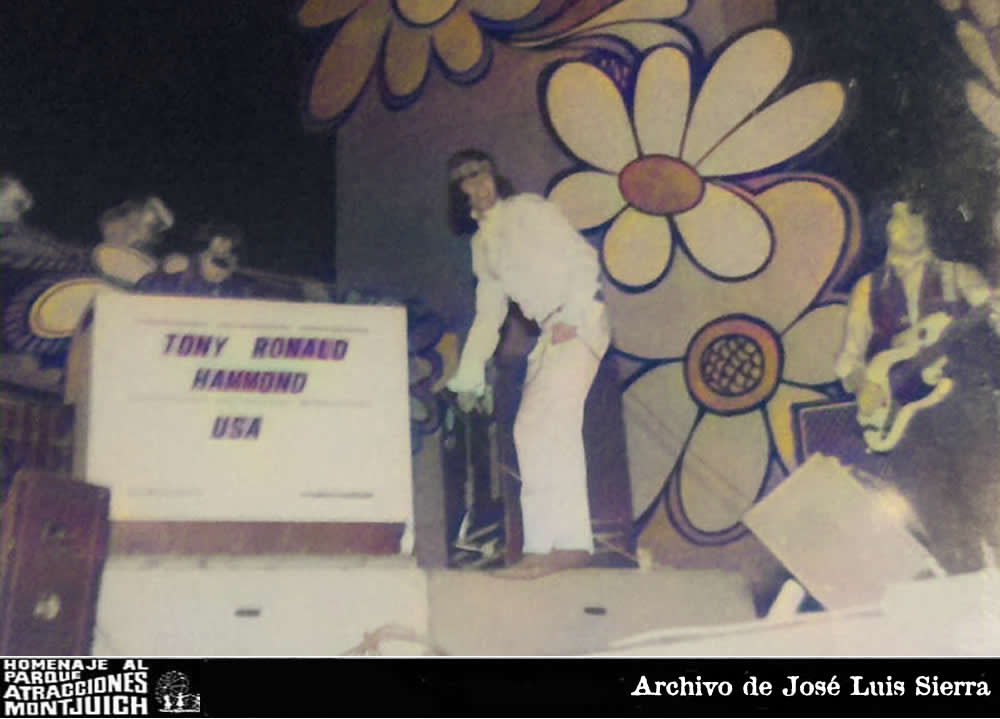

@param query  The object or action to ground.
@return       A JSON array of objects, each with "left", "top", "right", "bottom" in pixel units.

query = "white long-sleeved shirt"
[
  {"left": 835, "top": 258, "right": 1000, "bottom": 393},
  {"left": 446, "top": 193, "right": 602, "bottom": 395}
]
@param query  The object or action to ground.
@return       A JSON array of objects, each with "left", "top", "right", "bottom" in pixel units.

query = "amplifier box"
[{"left": 0, "top": 471, "right": 110, "bottom": 655}]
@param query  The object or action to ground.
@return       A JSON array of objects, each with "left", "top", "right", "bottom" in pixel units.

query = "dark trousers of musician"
[{"left": 852, "top": 333, "right": 1000, "bottom": 574}]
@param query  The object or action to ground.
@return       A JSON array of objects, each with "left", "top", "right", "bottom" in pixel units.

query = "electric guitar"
[{"left": 857, "top": 303, "right": 992, "bottom": 453}]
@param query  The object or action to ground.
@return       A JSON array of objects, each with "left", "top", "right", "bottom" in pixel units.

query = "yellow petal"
[
  {"left": 683, "top": 28, "right": 792, "bottom": 165},
  {"left": 634, "top": 45, "right": 691, "bottom": 157},
  {"left": 674, "top": 183, "right": 772, "bottom": 279},
  {"left": 547, "top": 171, "right": 625, "bottom": 229},
  {"left": 967, "top": 79, "right": 1000, "bottom": 137},
  {"left": 395, "top": 0, "right": 459, "bottom": 25},
  {"left": 970, "top": 0, "right": 1000, "bottom": 28},
  {"left": 696, "top": 82, "right": 845, "bottom": 177},
  {"left": 307, "top": 3, "right": 391, "bottom": 122},
  {"left": 781, "top": 303, "right": 848, "bottom": 384},
  {"left": 602, "top": 208, "right": 673, "bottom": 289},
  {"left": 679, "top": 410, "right": 769, "bottom": 533},
  {"left": 546, "top": 62, "right": 637, "bottom": 173},
  {"left": 957, "top": 19, "right": 1000, "bottom": 92},
  {"left": 384, "top": 23, "right": 431, "bottom": 96},
  {"left": 623, "top": 362, "right": 698, "bottom": 518},
  {"left": 466, "top": 0, "right": 542, "bottom": 21},
  {"left": 432, "top": 9, "right": 484, "bottom": 74}
]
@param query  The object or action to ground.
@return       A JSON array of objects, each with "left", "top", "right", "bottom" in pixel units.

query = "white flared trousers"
[{"left": 513, "top": 334, "right": 603, "bottom": 554}]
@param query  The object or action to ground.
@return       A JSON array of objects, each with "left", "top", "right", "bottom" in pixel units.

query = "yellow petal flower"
[
  {"left": 547, "top": 61, "right": 637, "bottom": 173},
  {"left": 674, "top": 183, "right": 772, "bottom": 279},
  {"left": 958, "top": 19, "right": 1000, "bottom": 92},
  {"left": 683, "top": 29, "right": 793, "bottom": 165},
  {"left": 695, "top": 82, "right": 845, "bottom": 177},
  {"left": 307, "top": 2, "right": 392, "bottom": 122},
  {"left": 466, "top": 0, "right": 542, "bottom": 21},
  {"left": 432, "top": 9, "right": 484, "bottom": 74},
  {"left": 395, "top": 0, "right": 459, "bottom": 25},
  {"left": 547, "top": 171, "right": 625, "bottom": 230},
  {"left": 634, "top": 45, "right": 691, "bottom": 157},
  {"left": 602, "top": 208, "right": 673, "bottom": 288},
  {"left": 384, "top": 23, "right": 431, "bottom": 97}
]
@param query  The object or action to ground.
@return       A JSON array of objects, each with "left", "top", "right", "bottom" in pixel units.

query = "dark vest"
[{"left": 865, "top": 260, "right": 968, "bottom": 361}]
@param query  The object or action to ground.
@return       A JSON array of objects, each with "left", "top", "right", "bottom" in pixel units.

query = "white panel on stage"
[
  {"left": 73, "top": 293, "right": 412, "bottom": 523},
  {"left": 743, "top": 454, "right": 934, "bottom": 610}
]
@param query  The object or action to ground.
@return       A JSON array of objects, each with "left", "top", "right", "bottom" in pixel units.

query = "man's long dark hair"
[
  {"left": 446, "top": 148, "right": 514, "bottom": 236},
  {"left": 867, "top": 171, "right": 998, "bottom": 270}
]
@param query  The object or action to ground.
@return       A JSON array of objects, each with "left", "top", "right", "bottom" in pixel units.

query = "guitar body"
[
  {"left": 858, "top": 311, "right": 957, "bottom": 452},
  {"left": 862, "top": 376, "right": 954, "bottom": 453}
]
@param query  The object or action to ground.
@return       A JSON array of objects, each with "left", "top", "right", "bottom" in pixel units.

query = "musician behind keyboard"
[{"left": 834, "top": 195, "right": 1000, "bottom": 575}]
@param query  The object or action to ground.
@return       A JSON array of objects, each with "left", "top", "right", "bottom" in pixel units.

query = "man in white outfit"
[{"left": 444, "top": 149, "right": 610, "bottom": 579}]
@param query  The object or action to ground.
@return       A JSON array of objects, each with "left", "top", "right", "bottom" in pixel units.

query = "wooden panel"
[
  {"left": 0, "top": 471, "right": 109, "bottom": 655},
  {"left": 584, "top": 354, "right": 635, "bottom": 567},
  {"left": 109, "top": 521, "right": 403, "bottom": 555},
  {"left": 0, "top": 390, "right": 74, "bottom": 496},
  {"left": 412, "top": 436, "right": 450, "bottom": 568}
]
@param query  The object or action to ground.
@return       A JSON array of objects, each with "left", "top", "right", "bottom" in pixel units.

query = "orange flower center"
[
  {"left": 618, "top": 155, "right": 704, "bottom": 215},
  {"left": 685, "top": 316, "right": 782, "bottom": 415}
]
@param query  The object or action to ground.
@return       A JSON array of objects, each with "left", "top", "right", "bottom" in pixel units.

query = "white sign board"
[
  {"left": 76, "top": 293, "right": 412, "bottom": 523},
  {"left": 743, "top": 454, "right": 934, "bottom": 610}
]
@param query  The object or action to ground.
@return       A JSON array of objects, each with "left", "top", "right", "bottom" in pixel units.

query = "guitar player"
[{"left": 835, "top": 193, "right": 1000, "bottom": 575}]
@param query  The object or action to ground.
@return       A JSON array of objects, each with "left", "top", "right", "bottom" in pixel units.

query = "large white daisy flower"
[
  {"left": 545, "top": 29, "right": 846, "bottom": 287},
  {"left": 613, "top": 175, "right": 859, "bottom": 544}
]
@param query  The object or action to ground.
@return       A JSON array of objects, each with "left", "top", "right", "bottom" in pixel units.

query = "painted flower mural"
[
  {"left": 298, "top": 0, "right": 698, "bottom": 128},
  {"left": 545, "top": 29, "right": 846, "bottom": 287},
  {"left": 937, "top": 0, "right": 1000, "bottom": 140},
  {"left": 298, "top": 0, "right": 544, "bottom": 125},
  {"left": 609, "top": 174, "right": 859, "bottom": 544}
]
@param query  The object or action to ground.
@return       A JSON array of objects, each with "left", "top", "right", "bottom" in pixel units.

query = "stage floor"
[{"left": 92, "top": 555, "right": 754, "bottom": 656}]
